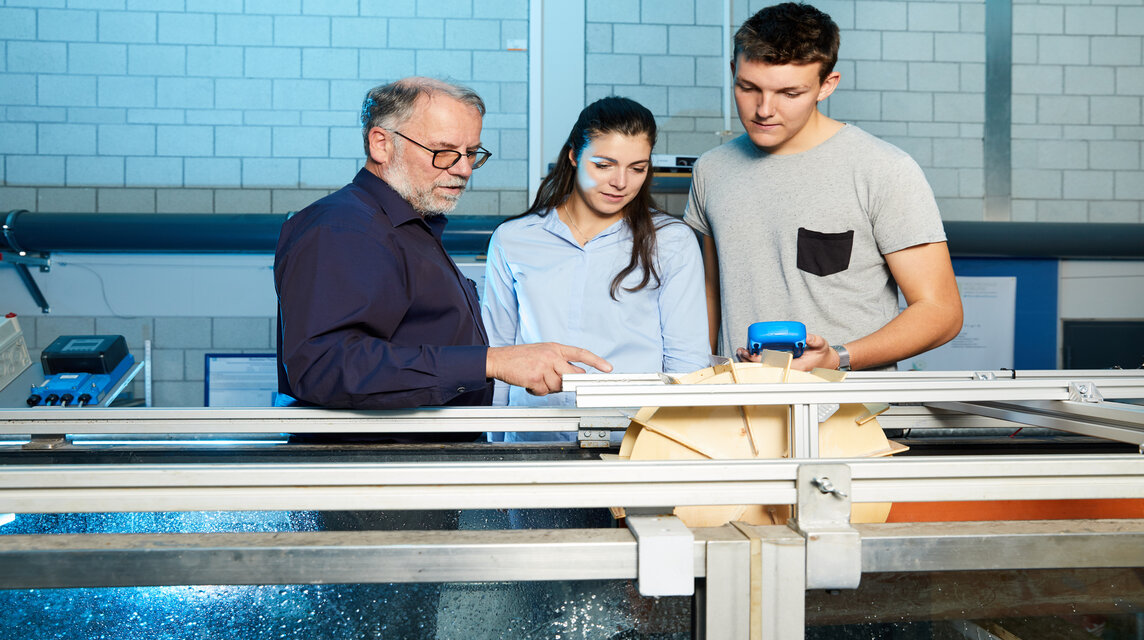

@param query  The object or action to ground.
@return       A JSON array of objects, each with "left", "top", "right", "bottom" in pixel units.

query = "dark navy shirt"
[{"left": 275, "top": 168, "right": 493, "bottom": 409}]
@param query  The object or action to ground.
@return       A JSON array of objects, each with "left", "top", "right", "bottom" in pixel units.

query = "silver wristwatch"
[{"left": 831, "top": 344, "right": 851, "bottom": 371}]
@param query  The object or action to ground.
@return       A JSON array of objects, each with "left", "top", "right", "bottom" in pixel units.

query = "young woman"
[{"left": 482, "top": 96, "right": 709, "bottom": 442}]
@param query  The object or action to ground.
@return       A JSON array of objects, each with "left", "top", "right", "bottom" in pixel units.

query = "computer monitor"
[{"left": 203, "top": 353, "right": 278, "bottom": 407}]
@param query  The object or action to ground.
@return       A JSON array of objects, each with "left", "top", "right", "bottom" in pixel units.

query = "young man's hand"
[
  {"left": 735, "top": 333, "right": 839, "bottom": 371},
  {"left": 487, "top": 343, "right": 613, "bottom": 396}
]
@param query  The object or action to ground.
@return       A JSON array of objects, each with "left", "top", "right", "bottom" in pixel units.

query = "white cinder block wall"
[{"left": 2, "top": 0, "right": 1143, "bottom": 405}]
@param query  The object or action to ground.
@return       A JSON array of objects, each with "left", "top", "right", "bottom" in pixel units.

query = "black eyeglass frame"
[{"left": 391, "top": 130, "right": 492, "bottom": 170}]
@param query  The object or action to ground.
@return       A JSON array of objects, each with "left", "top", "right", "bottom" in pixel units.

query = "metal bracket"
[
  {"left": 974, "top": 371, "right": 996, "bottom": 381},
  {"left": 626, "top": 514, "right": 695, "bottom": 597},
  {"left": 1068, "top": 381, "right": 1103, "bottom": 403},
  {"left": 577, "top": 414, "right": 628, "bottom": 448},
  {"left": 789, "top": 463, "right": 862, "bottom": 590},
  {"left": 2, "top": 210, "right": 51, "bottom": 313}
]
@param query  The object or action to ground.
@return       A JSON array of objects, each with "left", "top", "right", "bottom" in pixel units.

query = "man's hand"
[
  {"left": 735, "top": 333, "right": 838, "bottom": 371},
  {"left": 487, "top": 343, "right": 613, "bottom": 396}
]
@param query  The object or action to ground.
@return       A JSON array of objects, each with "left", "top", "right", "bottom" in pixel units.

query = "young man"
[
  {"left": 275, "top": 77, "right": 610, "bottom": 410},
  {"left": 684, "top": 2, "right": 963, "bottom": 371}
]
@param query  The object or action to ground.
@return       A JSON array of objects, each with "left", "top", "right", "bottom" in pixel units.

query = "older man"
[{"left": 275, "top": 77, "right": 610, "bottom": 410}]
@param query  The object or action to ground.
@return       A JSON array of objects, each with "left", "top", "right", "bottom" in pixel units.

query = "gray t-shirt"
[{"left": 684, "top": 124, "right": 947, "bottom": 359}]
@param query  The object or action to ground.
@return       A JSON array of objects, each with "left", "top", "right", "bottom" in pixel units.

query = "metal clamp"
[
  {"left": 1069, "top": 381, "right": 1104, "bottom": 403},
  {"left": 576, "top": 414, "right": 628, "bottom": 448},
  {"left": 626, "top": 514, "right": 695, "bottom": 597},
  {"left": 789, "top": 463, "right": 862, "bottom": 590}
]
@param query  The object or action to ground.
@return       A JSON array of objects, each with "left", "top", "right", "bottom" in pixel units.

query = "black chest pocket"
[{"left": 796, "top": 227, "right": 854, "bottom": 277}]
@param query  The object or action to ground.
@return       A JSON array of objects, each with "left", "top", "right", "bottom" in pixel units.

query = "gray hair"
[{"left": 360, "top": 77, "right": 486, "bottom": 156}]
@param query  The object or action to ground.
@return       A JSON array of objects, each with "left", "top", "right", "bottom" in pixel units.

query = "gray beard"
[{"left": 384, "top": 155, "right": 466, "bottom": 217}]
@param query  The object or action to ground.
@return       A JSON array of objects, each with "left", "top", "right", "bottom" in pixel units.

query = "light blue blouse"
[{"left": 481, "top": 209, "right": 710, "bottom": 442}]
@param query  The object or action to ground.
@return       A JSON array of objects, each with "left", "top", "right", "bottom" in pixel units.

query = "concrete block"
[
  {"left": 587, "top": 0, "right": 639, "bottom": 23},
  {"left": 274, "top": 15, "right": 329, "bottom": 47},
  {"left": 216, "top": 126, "right": 271, "bottom": 157},
  {"left": 155, "top": 317, "right": 212, "bottom": 349},
  {"left": 67, "top": 42, "right": 126, "bottom": 74},
  {"left": 693, "top": 56, "right": 726, "bottom": 87},
  {"left": 187, "top": 45, "right": 243, "bottom": 77},
  {"left": 217, "top": 14, "right": 272, "bottom": 46},
  {"left": 839, "top": 30, "right": 881, "bottom": 61},
  {"left": 1038, "top": 96, "right": 1088, "bottom": 125},
  {"left": 300, "top": 158, "right": 356, "bottom": 187},
  {"left": 467, "top": 158, "right": 526, "bottom": 190},
  {"left": 157, "top": 124, "right": 212, "bottom": 157},
  {"left": 416, "top": 49, "right": 472, "bottom": 80},
  {"left": 907, "top": 2, "right": 960, "bottom": 33},
  {"left": 1012, "top": 64, "right": 1060, "bottom": 98},
  {"left": 959, "top": 168, "right": 985, "bottom": 198},
  {"left": 1089, "top": 201, "right": 1140, "bottom": 224},
  {"left": 1115, "top": 68, "right": 1144, "bottom": 96},
  {"left": 1013, "top": 4, "right": 1062, "bottom": 35},
  {"left": 614, "top": 24, "right": 666, "bottom": 54},
  {"left": 502, "top": 18, "right": 527, "bottom": 45},
  {"left": 883, "top": 32, "right": 933, "bottom": 62},
  {"left": 499, "top": 189, "right": 527, "bottom": 216},
  {"left": 39, "top": 124, "right": 96, "bottom": 155},
  {"left": 610, "top": 84, "right": 667, "bottom": 115},
  {"left": 907, "top": 62, "right": 960, "bottom": 92},
  {"left": 358, "top": 49, "right": 417, "bottom": 82},
  {"left": 451, "top": 189, "right": 499, "bottom": 215},
  {"left": 34, "top": 317, "right": 96, "bottom": 349},
  {"left": 154, "top": 78, "right": 212, "bottom": 110},
  {"left": 583, "top": 53, "right": 638, "bottom": 85},
  {"left": 935, "top": 33, "right": 984, "bottom": 63},
  {"left": 586, "top": 23, "right": 611, "bottom": 53},
  {"left": 214, "top": 188, "right": 271, "bottom": 214},
  {"left": 923, "top": 167, "right": 959, "bottom": 198},
  {"left": 474, "top": 0, "right": 525, "bottom": 19},
  {"left": 885, "top": 135, "right": 932, "bottom": 166},
  {"left": 668, "top": 86, "right": 720, "bottom": 117},
  {"left": 1065, "top": 65, "right": 1115, "bottom": 96},
  {"left": 158, "top": 12, "right": 214, "bottom": 45},
  {"left": 185, "top": 158, "right": 242, "bottom": 187},
  {"left": 389, "top": 18, "right": 444, "bottom": 49},
  {"left": 126, "top": 156, "right": 182, "bottom": 186},
  {"left": 95, "top": 317, "right": 154, "bottom": 350},
  {"left": 184, "top": 348, "right": 213, "bottom": 381},
  {"left": 1118, "top": 7, "right": 1144, "bottom": 36},
  {"left": 330, "top": 17, "right": 387, "bottom": 48},
  {"left": 416, "top": 0, "right": 472, "bottom": 19},
  {"left": 1092, "top": 36, "right": 1142, "bottom": 65},
  {"left": 1012, "top": 123, "right": 1062, "bottom": 140},
  {"left": 98, "top": 11, "right": 156, "bottom": 43},
  {"left": 97, "top": 124, "right": 155, "bottom": 155},
  {"left": 472, "top": 50, "right": 526, "bottom": 82},
  {"left": 881, "top": 90, "right": 933, "bottom": 122},
  {"left": 856, "top": 61, "right": 908, "bottom": 91},
  {"left": 97, "top": 187, "right": 154, "bottom": 213},
  {"left": 1039, "top": 35, "right": 1090, "bottom": 65},
  {"left": 273, "top": 126, "right": 329, "bottom": 157},
  {"left": 152, "top": 381, "right": 204, "bottom": 408},
  {"left": 271, "top": 188, "right": 330, "bottom": 213},
  {"left": 641, "top": 0, "right": 693, "bottom": 25},
  {"left": 36, "top": 186, "right": 95, "bottom": 212},
  {"left": 1012, "top": 168, "right": 1062, "bottom": 199},
  {"left": 127, "top": 107, "right": 185, "bottom": 125},
  {"left": 936, "top": 198, "right": 984, "bottom": 222},
  {"left": 1012, "top": 34, "right": 1038, "bottom": 65},
  {"left": 1115, "top": 172, "right": 1144, "bottom": 200},
  {"left": 243, "top": 158, "right": 300, "bottom": 187},
  {"left": 498, "top": 128, "right": 527, "bottom": 160},
  {"left": 8, "top": 42, "right": 66, "bottom": 73},
  {"left": 1037, "top": 199, "right": 1087, "bottom": 223},
  {"left": 1063, "top": 170, "right": 1114, "bottom": 199},
  {"left": 813, "top": 1, "right": 854, "bottom": 29},
  {"left": 661, "top": 131, "right": 723, "bottom": 156},
  {"left": 933, "top": 93, "right": 983, "bottom": 124},
  {"left": 127, "top": 44, "right": 185, "bottom": 75},
  {"left": 826, "top": 90, "right": 881, "bottom": 121},
  {"left": 210, "top": 79, "right": 268, "bottom": 110},
  {"left": 187, "top": 0, "right": 243, "bottom": 12},
  {"left": 150, "top": 349, "right": 185, "bottom": 381},
  {"left": 1065, "top": 5, "right": 1116, "bottom": 36},
  {"left": 7, "top": 106, "right": 67, "bottom": 123},
  {"left": 272, "top": 78, "right": 331, "bottom": 110},
  {"left": 246, "top": 0, "right": 299, "bottom": 13},
  {"left": 1036, "top": 139, "right": 1088, "bottom": 169},
  {"left": 932, "top": 138, "right": 982, "bottom": 168},
  {"left": 644, "top": 54, "right": 696, "bottom": 86},
  {"left": 1090, "top": 140, "right": 1141, "bottom": 170},
  {"left": 445, "top": 18, "right": 499, "bottom": 50},
  {"left": 961, "top": 3, "right": 985, "bottom": 33},
  {"left": 909, "top": 122, "right": 963, "bottom": 138},
  {"left": 98, "top": 76, "right": 155, "bottom": 108},
  {"left": 329, "top": 125, "right": 364, "bottom": 158},
  {"left": 500, "top": 81, "right": 527, "bottom": 113},
  {"left": 303, "top": 0, "right": 356, "bottom": 16},
  {"left": 0, "top": 8, "right": 36, "bottom": 39},
  {"left": 67, "top": 156, "right": 125, "bottom": 186},
  {"left": 0, "top": 188, "right": 37, "bottom": 211},
  {"left": 3, "top": 74, "right": 38, "bottom": 106},
  {"left": 38, "top": 8, "right": 97, "bottom": 41},
  {"left": 855, "top": 2, "right": 906, "bottom": 31},
  {"left": 960, "top": 62, "right": 985, "bottom": 92},
  {"left": 246, "top": 47, "right": 302, "bottom": 78}
]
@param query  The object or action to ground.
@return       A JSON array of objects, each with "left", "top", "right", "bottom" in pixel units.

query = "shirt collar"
[
  {"left": 352, "top": 167, "right": 449, "bottom": 239},
  {"left": 541, "top": 207, "right": 627, "bottom": 246}
]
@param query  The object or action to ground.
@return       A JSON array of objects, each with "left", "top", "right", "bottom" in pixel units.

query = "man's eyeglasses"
[{"left": 391, "top": 131, "right": 492, "bottom": 170}]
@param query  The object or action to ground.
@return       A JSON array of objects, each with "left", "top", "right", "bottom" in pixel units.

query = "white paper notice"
[{"left": 897, "top": 276, "right": 1017, "bottom": 371}]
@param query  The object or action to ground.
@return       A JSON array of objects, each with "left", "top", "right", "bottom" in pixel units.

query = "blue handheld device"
[{"left": 747, "top": 321, "right": 808, "bottom": 358}]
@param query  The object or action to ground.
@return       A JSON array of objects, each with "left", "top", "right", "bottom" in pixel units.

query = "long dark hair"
[{"left": 520, "top": 96, "right": 663, "bottom": 299}]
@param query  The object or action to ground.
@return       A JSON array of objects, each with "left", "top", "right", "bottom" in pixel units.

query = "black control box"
[{"left": 41, "top": 335, "right": 129, "bottom": 375}]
